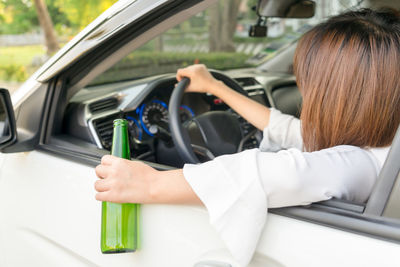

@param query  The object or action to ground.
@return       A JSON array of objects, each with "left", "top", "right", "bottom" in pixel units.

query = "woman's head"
[{"left": 294, "top": 8, "right": 400, "bottom": 151}]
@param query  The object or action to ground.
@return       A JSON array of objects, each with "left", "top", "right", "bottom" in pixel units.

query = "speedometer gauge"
[
  {"left": 140, "top": 100, "right": 169, "bottom": 136},
  {"left": 126, "top": 116, "right": 143, "bottom": 141},
  {"left": 179, "top": 105, "right": 195, "bottom": 122}
]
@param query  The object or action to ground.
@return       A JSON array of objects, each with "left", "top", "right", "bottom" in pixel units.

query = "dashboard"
[{"left": 64, "top": 71, "right": 301, "bottom": 167}]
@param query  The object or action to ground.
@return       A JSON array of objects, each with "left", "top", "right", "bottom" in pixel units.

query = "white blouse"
[{"left": 182, "top": 108, "right": 389, "bottom": 266}]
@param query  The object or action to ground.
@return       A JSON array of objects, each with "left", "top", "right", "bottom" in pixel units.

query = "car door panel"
[
  {"left": 2, "top": 151, "right": 400, "bottom": 267},
  {"left": 0, "top": 151, "right": 232, "bottom": 266},
  {"left": 255, "top": 213, "right": 400, "bottom": 267}
]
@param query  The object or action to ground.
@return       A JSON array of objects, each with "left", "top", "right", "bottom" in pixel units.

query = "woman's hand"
[
  {"left": 95, "top": 155, "right": 158, "bottom": 204},
  {"left": 94, "top": 155, "right": 203, "bottom": 205},
  {"left": 177, "top": 65, "right": 271, "bottom": 131},
  {"left": 176, "top": 64, "right": 221, "bottom": 94}
]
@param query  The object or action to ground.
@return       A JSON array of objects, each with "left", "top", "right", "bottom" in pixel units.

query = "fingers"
[
  {"left": 101, "top": 155, "right": 115, "bottom": 165},
  {"left": 95, "top": 156, "right": 123, "bottom": 202},
  {"left": 96, "top": 191, "right": 124, "bottom": 203},
  {"left": 94, "top": 179, "right": 110, "bottom": 192},
  {"left": 176, "top": 68, "right": 186, "bottom": 82},
  {"left": 176, "top": 64, "right": 206, "bottom": 81},
  {"left": 176, "top": 68, "right": 182, "bottom": 81},
  {"left": 95, "top": 164, "right": 110, "bottom": 179},
  {"left": 95, "top": 191, "right": 111, "bottom": 202}
]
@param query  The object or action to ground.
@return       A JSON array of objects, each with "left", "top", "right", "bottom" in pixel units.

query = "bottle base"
[{"left": 102, "top": 248, "right": 136, "bottom": 254}]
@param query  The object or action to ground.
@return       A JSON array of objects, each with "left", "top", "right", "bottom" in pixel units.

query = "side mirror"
[{"left": 0, "top": 89, "right": 17, "bottom": 150}]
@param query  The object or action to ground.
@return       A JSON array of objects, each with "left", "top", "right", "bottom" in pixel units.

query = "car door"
[
  {"left": 1, "top": 147, "right": 400, "bottom": 267},
  {"left": 0, "top": 149, "right": 233, "bottom": 266},
  {"left": 0, "top": 1, "right": 231, "bottom": 266}
]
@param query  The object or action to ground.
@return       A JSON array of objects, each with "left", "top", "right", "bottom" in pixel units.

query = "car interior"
[
  {"left": 55, "top": 0, "right": 307, "bottom": 170},
  {"left": 62, "top": 70, "right": 301, "bottom": 168}
]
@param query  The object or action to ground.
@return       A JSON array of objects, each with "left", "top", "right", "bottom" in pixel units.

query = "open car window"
[{"left": 86, "top": 0, "right": 360, "bottom": 87}]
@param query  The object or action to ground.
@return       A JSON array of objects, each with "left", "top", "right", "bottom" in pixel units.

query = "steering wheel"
[{"left": 169, "top": 71, "right": 249, "bottom": 164}]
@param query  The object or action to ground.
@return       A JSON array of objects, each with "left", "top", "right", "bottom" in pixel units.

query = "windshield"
[{"left": 89, "top": 0, "right": 360, "bottom": 86}]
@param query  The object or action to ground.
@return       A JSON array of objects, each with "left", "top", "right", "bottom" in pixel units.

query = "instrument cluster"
[{"left": 125, "top": 99, "right": 195, "bottom": 142}]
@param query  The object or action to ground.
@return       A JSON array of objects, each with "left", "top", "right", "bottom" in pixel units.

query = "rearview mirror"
[
  {"left": 257, "top": 0, "right": 315, "bottom": 18},
  {"left": 0, "top": 89, "right": 17, "bottom": 149}
]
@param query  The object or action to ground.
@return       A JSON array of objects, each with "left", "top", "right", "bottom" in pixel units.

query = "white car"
[{"left": 0, "top": 0, "right": 400, "bottom": 266}]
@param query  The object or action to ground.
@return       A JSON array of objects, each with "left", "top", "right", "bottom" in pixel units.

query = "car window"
[{"left": 87, "top": 0, "right": 360, "bottom": 86}]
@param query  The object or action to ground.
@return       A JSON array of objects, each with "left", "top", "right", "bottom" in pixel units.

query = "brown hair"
[{"left": 294, "top": 8, "right": 400, "bottom": 152}]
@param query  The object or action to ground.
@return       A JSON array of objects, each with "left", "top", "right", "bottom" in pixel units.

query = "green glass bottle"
[{"left": 101, "top": 119, "right": 139, "bottom": 253}]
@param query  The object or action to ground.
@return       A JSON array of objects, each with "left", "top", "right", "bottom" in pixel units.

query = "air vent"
[
  {"left": 89, "top": 97, "right": 118, "bottom": 114},
  {"left": 234, "top": 77, "right": 259, "bottom": 87},
  {"left": 94, "top": 117, "right": 117, "bottom": 149}
]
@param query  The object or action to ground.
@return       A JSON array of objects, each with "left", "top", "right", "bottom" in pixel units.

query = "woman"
[{"left": 94, "top": 8, "right": 400, "bottom": 266}]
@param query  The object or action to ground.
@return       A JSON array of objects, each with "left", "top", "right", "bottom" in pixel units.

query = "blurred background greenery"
[
  {"left": 1, "top": 0, "right": 337, "bottom": 91},
  {"left": 0, "top": 0, "right": 264, "bottom": 90},
  {"left": 0, "top": 0, "right": 117, "bottom": 89}
]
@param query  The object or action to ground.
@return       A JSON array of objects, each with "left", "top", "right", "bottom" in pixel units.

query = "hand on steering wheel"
[
  {"left": 169, "top": 69, "right": 249, "bottom": 164},
  {"left": 176, "top": 64, "right": 218, "bottom": 94}
]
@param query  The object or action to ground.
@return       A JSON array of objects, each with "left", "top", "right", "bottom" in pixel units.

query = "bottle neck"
[{"left": 111, "top": 123, "right": 131, "bottom": 160}]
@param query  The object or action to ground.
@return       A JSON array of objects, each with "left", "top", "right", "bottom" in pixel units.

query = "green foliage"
[
  {"left": 0, "top": 0, "right": 114, "bottom": 34},
  {"left": 189, "top": 13, "right": 207, "bottom": 28},
  {"left": 0, "top": 63, "right": 28, "bottom": 81},
  {"left": 90, "top": 52, "right": 254, "bottom": 85},
  {"left": 0, "top": 0, "right": 38, "bottom": 34},
  {"left": 55, "top": 0, "right": 116, "bottom": 30},
  {"left": 0, "top": 45, "right": 46, "bottom": 82},
  {"left": 46, "top": 1, "right": 71, "bottom": 31},
  {"left": 246, "top": 0, "right": 258, "bottom": 19},
  {"left": 0, "top": 45, "right": 46, "bottom": 66}
]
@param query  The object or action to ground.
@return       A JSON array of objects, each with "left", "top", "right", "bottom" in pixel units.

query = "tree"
[
  {"left": 55, "top": 0, "right": 116, "bottom": 30},
  {"left": 209, "top": 0, "right": 242, "bottom": 52},
  {"left": 0, "top": 0, "right": 69, "bottom": 35},
  {"left": 0, "top": 0, "right": 38, "bottom": 34},
  {"left": 155, "top": 36, "right": 163, "bottom": 52},
  {"left": 33, "top": 0, "right": 59, "bottom": 55},
  {"left": 246, "top": 0, "right": 258, "bottom": 19}
]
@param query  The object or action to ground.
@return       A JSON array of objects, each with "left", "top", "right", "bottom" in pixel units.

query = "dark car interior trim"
[
  {"left": 270, "top": 84, "right": 302, "bottom": 118},
  {"left": 2, "top": 81, "right": 53, "bottom": 153},
  {"left": 40, "top": 135, "right": 175, "bottom": 171},
  {"left": 0, "top": 89, "right": 17, "bottom": 149}
]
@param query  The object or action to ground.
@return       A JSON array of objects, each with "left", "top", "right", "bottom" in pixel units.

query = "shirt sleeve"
[
  {"left": 259, "top": 108, "right": 303, "bottom": 152},
  {"left": 182, "top": 145, "right": 379, "bottom": 266}
]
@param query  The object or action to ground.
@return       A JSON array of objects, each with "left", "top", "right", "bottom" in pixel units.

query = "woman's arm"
[
  {"left": 94, "top": 155, "right": 202, "bottom": 205},
  {"left": 176, "top": 64, "right": 271, "bottom": 131}
]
